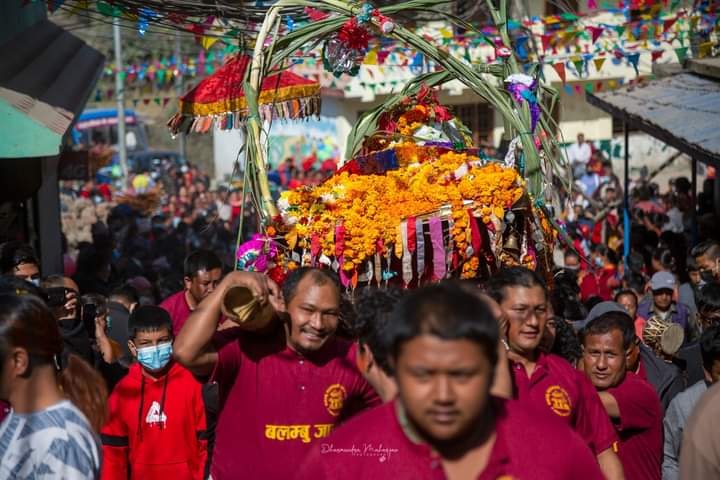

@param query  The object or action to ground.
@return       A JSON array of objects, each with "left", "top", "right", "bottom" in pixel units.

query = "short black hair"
[
  {"left": 183, "top": 250, "right": 222, "bottom": 278},
  {"left": 614, "top": 289, "right": 638, "bottom": 306},
  {"left": 384, "top": 282, "right": 499, "bottom": 369},
  {"left": 0, "top": 275, "right": 44, "bottom": 299},
  {"left": 487, "top": 267, "right": 547, "bottom": 304},
  {"left": 110, "top": 285, "right": 139, "bottom": 305},
  {"left": 551, "top": 317, "right": 583, "bottom": 364},
  {"left": 353, "top": 287, "right": 405, "bottom": 375},
  {"left": 700, "top": 325, "right": 720, "bottom": 373},
  {"left": 0, "top": 241, "right": 39, "bottom": 275},
  {"left": 581, "top": 311, "right": 635, "bottom": 350},
  {"left": 281, "top": 267, "right": 341, "bottom": 305},
  {"left": 128, "top": 305, "right": 173, "bottom": 339},
  {"left": 697, "top": 282, "right": 720, "bottom": 312},
  {"left": 691, "top": 240, "right": 720, "bottom": 260}
]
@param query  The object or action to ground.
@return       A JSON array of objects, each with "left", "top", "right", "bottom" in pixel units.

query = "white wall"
[{"left": 213, "top": 128, "right": 244, "bottom": 181}]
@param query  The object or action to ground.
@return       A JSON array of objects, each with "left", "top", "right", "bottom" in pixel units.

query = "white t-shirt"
[
  {"left": 0, "top": 400, "right": 100, "bottom": 479},
  {"left": 567, "top": 142, "right": 592, "bottom": 165}
]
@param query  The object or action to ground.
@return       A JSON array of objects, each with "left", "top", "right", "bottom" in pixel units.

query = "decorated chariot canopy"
[
  {"left": 225, "top": 0, "right": 568, "bottom": 289},
  {"left": 167, "top": 53, "right": 321, "bottom": 135}
]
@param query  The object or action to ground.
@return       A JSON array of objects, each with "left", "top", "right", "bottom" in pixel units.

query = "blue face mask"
[{"left": 135, "top": 342, "right": 173, "bottom": 371}]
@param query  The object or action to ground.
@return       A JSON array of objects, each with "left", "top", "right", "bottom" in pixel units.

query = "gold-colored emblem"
[
  {"left": 545, "top": 385, "right": 572, "bottom": 417},
  {"left": 323, "top": 383, "right": 347, "bottom": 417}
]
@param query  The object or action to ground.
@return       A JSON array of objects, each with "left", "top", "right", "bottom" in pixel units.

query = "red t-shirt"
[
  {"left": 160, "top": 290, "right": 192, "bottom": 336},
  {"left": 607, "top": 372, "right": 663, "bottom": 480},
  {"left": 511, "top": 352, "right": 618, "bottom": 455},
  {"left": 297, "top": 397, "right": 604, "bottom": 479},
  {"left": 209, "top": 329, "right": 380, "bottom": 479}
]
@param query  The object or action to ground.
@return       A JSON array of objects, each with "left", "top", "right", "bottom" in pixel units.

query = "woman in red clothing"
[{"left": 581, "top": 244, "right": 620, "bottom": 302}]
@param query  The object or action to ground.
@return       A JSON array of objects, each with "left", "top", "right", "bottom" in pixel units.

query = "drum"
[
  {"left": 642, "top": 317, "right": 684, "bottom": 356},
  {"left": 221, "top": 285, "right": 275, "bottom": 331}
]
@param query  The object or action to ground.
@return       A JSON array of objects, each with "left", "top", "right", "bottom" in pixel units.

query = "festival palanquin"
[
  {"left": 237, "top": 85, "right": 556, "bottom": 289},
  {"left": 173, "top": 0, "right": 566, "bottom": 292}
]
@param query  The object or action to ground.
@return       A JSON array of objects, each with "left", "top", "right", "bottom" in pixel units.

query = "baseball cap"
[
  {"left": 650, "top": 271, "right": 676, "bottom": 291},
  {"left": 572, "top": 301, "right": 629, "bottom": 332}
]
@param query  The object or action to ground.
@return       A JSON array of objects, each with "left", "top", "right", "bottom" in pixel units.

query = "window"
[
  {"left": 545, "top": 0, "right": 579, "bottom": 16},
  {"left": 453, "top": 103, "right": 494, "bottom": 146}
]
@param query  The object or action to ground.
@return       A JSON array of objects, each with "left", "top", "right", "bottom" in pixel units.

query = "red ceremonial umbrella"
[{"left": 168, "top": 54, "right": 321, "bottom": 135}]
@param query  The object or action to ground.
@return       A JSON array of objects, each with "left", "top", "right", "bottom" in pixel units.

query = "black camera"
[{"left": 44, "top": 287, "right": 69, "bottom": 308}]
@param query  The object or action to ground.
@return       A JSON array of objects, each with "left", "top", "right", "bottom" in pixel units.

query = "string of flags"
[{"left": 89, "top": 89, "right": 176, "bottom": 108}]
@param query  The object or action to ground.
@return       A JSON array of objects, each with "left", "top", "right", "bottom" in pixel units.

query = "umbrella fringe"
[{"left": 166, "top": 95, "right": 321, "bottom": 135}]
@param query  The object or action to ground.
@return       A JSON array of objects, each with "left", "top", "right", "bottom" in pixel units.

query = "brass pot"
[{"left": 220, "top": 285, "right": 275, "bottom": 331}]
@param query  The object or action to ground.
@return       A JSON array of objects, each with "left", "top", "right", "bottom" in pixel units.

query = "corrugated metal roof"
[
  {"left": 586, "top": 72, "right": 720, "bottom": 166},
  {"left": 0, "top": 19, "right": 105, "bottom": 157}
]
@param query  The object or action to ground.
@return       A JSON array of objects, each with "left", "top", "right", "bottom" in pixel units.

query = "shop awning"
[
  {"left": 0, "top": 19, "right": 105, "bottom": 158},
  {"left": 586, "top": 61, "right": 720, "bottom": 168}
]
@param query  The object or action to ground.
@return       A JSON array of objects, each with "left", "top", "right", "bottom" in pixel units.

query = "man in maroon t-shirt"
[
  {"left": 160, "top": 249, "right": 223, "bottom": 335},
  {"left": 582, "top": 309, "right": 663, "bottom": 480},
  {"left": 487, "top": 267, "right": 623, "bottom": 479},
  {"left": 298, "top": 283, "right": 604, "bottom": 479},
  {"left": 175, "top": 267, "right": 379, "bottom": 479}
]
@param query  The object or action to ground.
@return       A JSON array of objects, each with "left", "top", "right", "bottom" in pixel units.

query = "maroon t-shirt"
[
  {"left": 210, "top": 329, "right": 380, "bottom": 479},
  {"left": 159, "top": 290, "right": 192, "bottom": 336},
  {"left": 297, "top": 397, "right": 604, "bottom": 479},
  {"left": 607, "top": 372, "right": 663, "bottom": 480},
  {"left": 511, "top": 352, "right": 617, "bottom": 455}
]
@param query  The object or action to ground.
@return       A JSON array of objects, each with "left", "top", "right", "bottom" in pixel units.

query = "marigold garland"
[{"left": 279, "top": 153, "right": 525, "bottom": 272}]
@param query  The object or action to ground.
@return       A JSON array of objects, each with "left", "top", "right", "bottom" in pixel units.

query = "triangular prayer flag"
[
  {"left": 626, "top": 52, "right": 640, "bottom": 75},
  {"left": 132, "top": 99, "right": 140, "bottom": 107},
  {"left": 698, "top": 42, "right": 713, "bottom": 58},
  {"left": 674, "top": 47, "right": 688, "bottom": 63},
  {"left": 574, "top": 84, "right": 583, "bottom": 95},
  {"left": 587, "top": 26, "right": 604, "bottom": 44},
  {"left": 162, "top": 97, "right": 170, "bottom": 107},
  {"left": 584, "top": 83, "right": 594, "bottom": 94},
  {"left": 588, "top": 0, "right": 597, "bottom": 8},
  {"left": 593, "top": 56, "right": 606, "bottom": 72},
  {"left": 651, "top": 50, "right": 664, "bottom": 62},
  {"left": 571, "top": 55, "right": 585, "bottom": 76},
  {"left": 552, "top": 62, "right": 566, "bottom": 83},
  {"left": 153, "top": 97, "right": 161, "bottom": 106},
  {"left": 614, "top": 25, "right": 626, "bottom": 37},
  {"left": 540, "top": 34, "right": 552, "bottom": 52},
  {"left": 142, "top": 98, "right": 150, "bottom": 105},
  {"left": 596, "top": 81, "right": 604, "bottom": 92}
]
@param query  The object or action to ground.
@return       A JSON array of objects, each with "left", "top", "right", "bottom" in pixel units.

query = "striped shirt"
[{"left": 0, "top": 400, "right": 100, "bottom": 479}]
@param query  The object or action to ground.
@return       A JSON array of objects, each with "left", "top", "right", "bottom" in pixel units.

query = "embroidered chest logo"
[
  {"left": 544, "top": 385, "right": 572, "bottom": 417},
  {"left": 146, "top": 401, "right": 167, "bottom": 427},
  {"left": 323, "top": 383, "right": 347, "bottom": 417}
]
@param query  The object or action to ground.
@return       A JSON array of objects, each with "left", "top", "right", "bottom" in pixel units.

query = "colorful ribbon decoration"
[{"left": 429, "top": 217, "right": 446, "bottom": 281}]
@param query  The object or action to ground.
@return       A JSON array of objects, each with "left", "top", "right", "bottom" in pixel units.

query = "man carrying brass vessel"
[{"left": 174, "top": 267, "right": 379, "bottom": 479}]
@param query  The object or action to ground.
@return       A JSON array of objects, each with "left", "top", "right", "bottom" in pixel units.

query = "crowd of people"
[{"left": 0, "top": 135, "right": 719, "bottom": 479}]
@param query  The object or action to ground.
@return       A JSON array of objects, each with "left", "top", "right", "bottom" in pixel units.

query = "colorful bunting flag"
[
  {"left": 626, "top": 52, "right": 640, "bottom": 75},
  {"left": 552, "top": 62, "right": 566, "bottom": 83},
  {"left": 593, "top": 56, "right": 607, "bottom": 72},
  {"left": 587, "top": 26, "right": 605, "bottom": 44},
  {"left": 674, "top": 46, "right": 688, "bottom": 63}
]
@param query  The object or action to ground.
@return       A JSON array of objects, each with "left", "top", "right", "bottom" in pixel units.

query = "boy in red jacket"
[{"left": 101, "top": 306, "right": 207, "bottom": 480}]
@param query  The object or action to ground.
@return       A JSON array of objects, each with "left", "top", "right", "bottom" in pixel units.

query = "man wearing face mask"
[
  {"left": 101, "top": 306, "right": 208, "bottom": 480},
  {"left": 692, "top": 240, "right": 720, "bottom": 286}
]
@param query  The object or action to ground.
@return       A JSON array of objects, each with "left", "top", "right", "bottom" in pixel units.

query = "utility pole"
[
  {"left": 175, "top": 30, "right": 187, "bottom": 160},
  {"left": 113, "top": 17, "right": 129, "bottom": 186}
]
